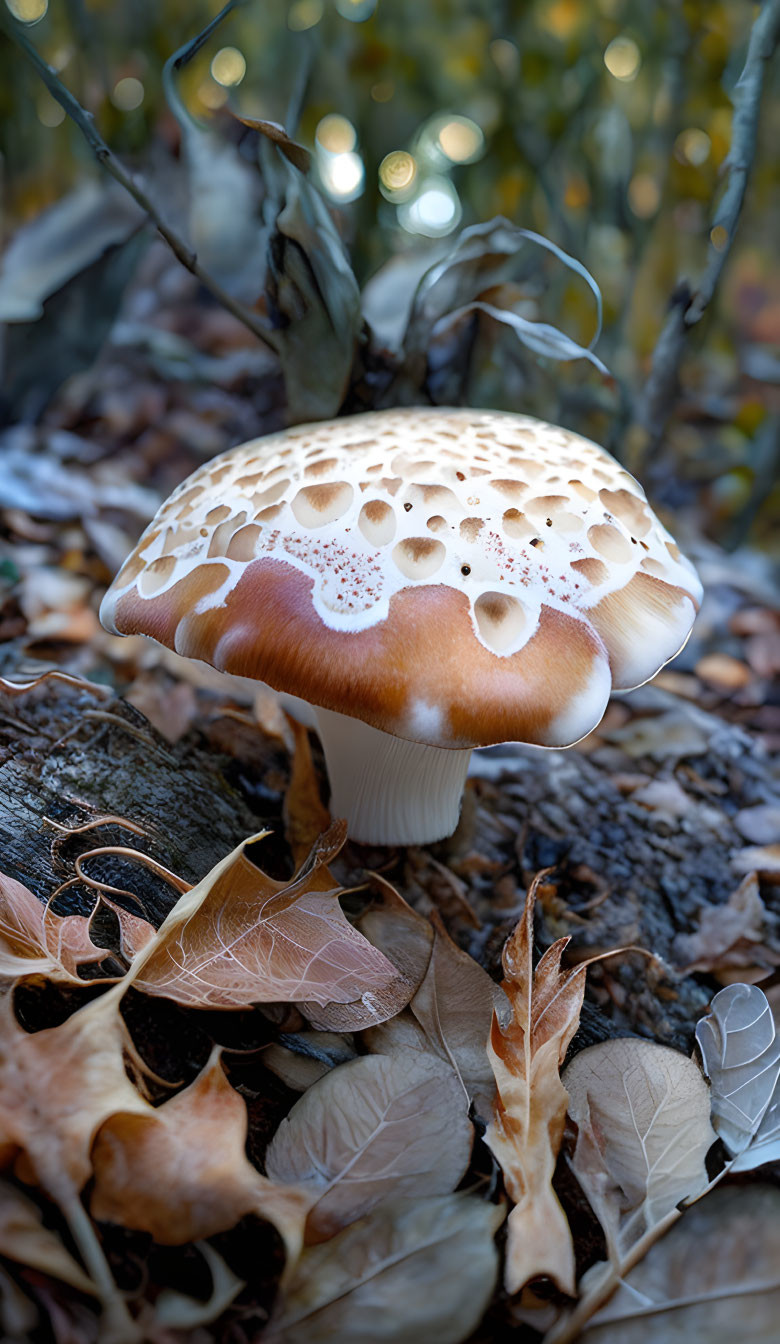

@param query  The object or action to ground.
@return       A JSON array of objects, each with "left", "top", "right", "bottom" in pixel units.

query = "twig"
[
  {"left": 636, "top": 0, "right": 780, "bottom": 453},
  {"left": 162, "top": 0, "right": 248, "bottom": 129},
  {"left": 1, "top": 8, "right": 280, "bottom": 355}
]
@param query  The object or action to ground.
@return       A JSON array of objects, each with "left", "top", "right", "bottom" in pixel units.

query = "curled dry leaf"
[
  {"left": 673, "top": 874, "right": 780, "bottom": 979},
  {"left": 266, "top": 1194, "right": 505, "bottom": 1344},
  {"left": 0, "top": 1180, "right": 96, "bottom": 1296},
  {"left": 578, "top": 1185, "right": 780, "bottom": 1344},
  {"left": 484, "top": 873, "right": 588, "bottom": 1295},
  {"left": 126, "top": 823, "right": 403, "bottom": 1010},
  {"left": 91, "top": 1047, "right": 307, "bottom": 1261},
  {"left": 695, "top": 982, "right": 780, "bottom": 1157},
  {"left": 0, "top": 870, "right": 108, "bottom": 984},
  {"left": 300, "top": 874, "right": 430, "bottom": 1032},
  {"left": 265, "top": 1049, "right": 473, "bottom": 1242}
]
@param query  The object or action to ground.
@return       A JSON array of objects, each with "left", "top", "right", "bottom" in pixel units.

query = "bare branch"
[
  {"left": 636, "top": 0, "right": 780, "bottom": 450},
  {"left": 1, "top": 7, "right": 280, "bottom": 355}
]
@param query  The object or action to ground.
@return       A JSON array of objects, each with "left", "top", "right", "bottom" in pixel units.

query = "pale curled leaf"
[
  {"left": 127, "top": 824, "right": 402, "bottom": 1009},
  {"left": 695, "top": 982, "right": 780, "bottom": 1156},
  {"left": 432, "top": 299, "right": 609, "bottom": 373},
  {"left": 579, "top": 1185, "right": 780, "bottom": 1343},
  {"left": 564, "top": 1038, "right": 715, "bottom": 1261},
  {"left": 265, "top": 1049, "right": 473, "bottom": 1241},
  {"left": 266, "top": 1194, "right": 505, "bottom": 1344},
  {"left": 0, "top": 870, "right": 107, "bottom": 984},
  {"left": 485, "top": 874, "right": 586, "bottom": 1295}
]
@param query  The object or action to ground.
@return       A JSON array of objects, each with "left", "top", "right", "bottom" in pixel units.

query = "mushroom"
[{"left": 100, "top": 408, "right": 702, "bottom": 845}]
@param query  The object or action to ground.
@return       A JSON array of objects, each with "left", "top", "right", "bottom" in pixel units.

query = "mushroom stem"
[{"left": 314, "top": 707, "right": 472, "bottom": 846}]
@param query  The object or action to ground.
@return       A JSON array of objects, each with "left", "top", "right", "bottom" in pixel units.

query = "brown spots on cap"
[
  {"left": 404, "top": 482, "right": 461, "bottom": 512},
  {"left": 568, "top": 479, "right": 597, "bottom": 502},
  {"left": 304, "top": 456, "right": 339, "bottom": 479},
  {"left": 291, "top": 481, "right": 354, "bottom": 528},
  {"left": 427, "top": 515, "right": 449, "bottom": 534},
  {"left": 501, "top": 509, "right": 535, "bottom": 541},
  {"left": 587, "top": 523, "right": 633, "bottom": 564},
  {"left": 571, "top": 557, "right": 609, "bottom": 586},
  {"left": 380, "top": 477, "right": 403, "bottom": 496},
  {"left": 459, "top": 517, "right": 483, "bottom": 543},
  {"left": 666, "top": 540, "right": 682, "bottom": 562},
  {"left": 491, "top": 480, "right": 528, "bottom": 506},
  {"left": 255, "top": 503, "right": 283, "bottom": 524},
  {"left": 251, "top": 479, "right": 290, "bottom": 509},
  {"left": 588, "top": 571, "right": 696, "bottom": 689},
  {"left": 137, "top": 556, "right": 178, "bottom": 596},
  {"left": 524, "top": 495, "right": 583, "bottom": 533},
  {"left": 640, "top": 557, "right": 668, "bottom": 579},
  {"left": 205, "top": 505, "right": 232, "bottom": 525},
  {"left": 474, "top": 591, "right": 527, "bottom": 653},
  {"left": 208, "top": 513, "right": 247, "bottom": 558},
  {"left": 226, "top": 524, "right": 262, "bottom": 562},
  {"left": 392, "top": 536, "right": 446, "bottom": 579},
  {"left": 358, "top": 499, "right": 396, "bottom": 546},
  {"left": 598, "top": 487, "right": 651, "bottom": 537}
]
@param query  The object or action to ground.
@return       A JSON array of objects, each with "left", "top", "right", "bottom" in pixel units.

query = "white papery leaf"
[
  {"left": 564, "top": 1039, "right": 715, "bottom": 1260},
  {"left": 695, "top": 983, "right": 780, "bottom": 1156},
  {"left": 432, "top": 299, "right": 609, "bottom": 373}
]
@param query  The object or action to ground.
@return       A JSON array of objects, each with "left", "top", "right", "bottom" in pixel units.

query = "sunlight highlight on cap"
[
  {"left": 604, "top": 36, "right": 641, "bottom": 81},
  {"left": 211, "top": 47, "right": 246, "bottom": 87}
]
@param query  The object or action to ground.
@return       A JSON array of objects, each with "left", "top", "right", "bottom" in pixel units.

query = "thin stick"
[
  {"left": 637, "top": 0, "right": 780, "bottom": 454},
  {"left": 1, "top": 9, "right": 280, "bottom": 355}
]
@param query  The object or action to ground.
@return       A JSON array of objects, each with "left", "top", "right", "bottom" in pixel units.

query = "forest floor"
[{"left": 0, "top": 246, "right": 779, "bottom": 1343}]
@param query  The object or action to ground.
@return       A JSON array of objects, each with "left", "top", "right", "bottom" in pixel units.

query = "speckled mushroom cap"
[{"left": 101, "top": 407, "right": 702, "bottom": 750}]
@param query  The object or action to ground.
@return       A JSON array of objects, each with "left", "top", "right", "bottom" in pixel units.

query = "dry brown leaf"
[
  {"left": 91, "top": 1047, "right": 307, "bottom": 1259},
  {"left": 232, "top": 114, "right": 312, "bottom": 172},
  {"left": 485, "top": 873, "right": 587, "bottom": 1295},
  {"left": 0, "top": 871, "right": 107, "bottom": 984},
  {"left": 300, "top": 874, "right": 431, "bottom": 1032},
  {"left": 410, "top": 911, "right": 505, "bottom": 1116},
  {"left": 283, "top": 715, "right": 332, "bottom": 867},
  {"left": 126, "top": 823, "right": 402, "bottom": 1010},
  {"left": 265, "top": 1049, "right": 473, "bottom": 1242},
  {"left": 0, "top": 1180, "right": 97, "bottom": 1296},
  {"left": 673, "top": 873, "right": 780, "bottom": 979},
  {"left": 266, "top": 1193, "right": 505, "bottom": 1344}
]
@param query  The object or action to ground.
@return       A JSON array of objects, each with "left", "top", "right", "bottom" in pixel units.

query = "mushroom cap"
[{"left": 100, "top": 408, "right": 702, "bottom": 750}]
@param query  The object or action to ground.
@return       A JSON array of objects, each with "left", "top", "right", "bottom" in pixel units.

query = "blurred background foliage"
[{"left": 0, "top": 0, "right": 778, "bottom": 550}]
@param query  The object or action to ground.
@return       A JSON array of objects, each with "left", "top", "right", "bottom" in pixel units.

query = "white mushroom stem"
[{"left": 314, "top": 707, "right": 472, "bottom": 846}]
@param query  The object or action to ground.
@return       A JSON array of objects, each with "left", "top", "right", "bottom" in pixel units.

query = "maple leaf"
[
  {"left": 125, "top": 822, "right": 405, "bottom": 1011},
  {"left": 484, "top": 872, "right": 587, "bottom": 1296},
  {"left": 91, "top": 1046, "right": 308, "bottom": 1262}
]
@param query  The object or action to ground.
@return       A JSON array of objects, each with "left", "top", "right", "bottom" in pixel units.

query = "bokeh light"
[
  {"left": 489, "top": 38, "right": 519, "bottom": 77},
  {"left": 319, "top": 151, "right": 365, "bottom": 202},
  {"left": 370, "top": 81, "right": 394, "bottom": 103},
  {"left": 335, "top": 0, "right": 377, "bottom": 20},
  {"left": 675, "top": 128, "right": 711, "bottom": 166},
  {"left": 710, "top": 225, "right": 729, "bottom": 252},
  {"left": 210, "top": 47, "right": 246, "bottom": 88},
  {"left": 316, "top": 114, "right": 357, "bottom": 154},
  {"left": 5, "top": 0, "right": 47, "bottom": 23},
  {"left": 437, "top": 116, "right": 484, "bottom": 164},
  {"left": 398, "top": 176, "right": 461, "bottom": 237},
  {"left": 628, "top": 172, "right": 661, "bottom": 218},
  {"left": 378, "top": 150, "right": 417, "bottom": 200},
  {"left": 604, "top": 36, "right": 641, "bottom": 81},
  {"left": 197, "top": 78, "right": 229, "bottom": 110},
  {"left": 287, "top": 0, "right": 323, "bottom": 30},
  {"left": 36, "top": 92, "right": 65, "bottom": 127},
  {"left": 111, "top": 78, "right": 145, "bottom": 112}
]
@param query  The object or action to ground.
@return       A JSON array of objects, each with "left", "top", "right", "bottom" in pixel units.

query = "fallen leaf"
[
  {"left": 282, "top": 715, "right": 332, "bottom": 867},
  {"left": 695, "top": 982, "right": 780, "bottom": 1156},
  {"left": 91, "top": 1047, "right": 307, "bottom": 1259},
  {"left": 152, "top": 1242, "right": 244, "bottom": 1330},
  {"left": 233, "top": 114, "right": 312, "bottom": 173},
  {"left": 262, "top": 1030, "right": 357, "bottom": 1092},
  {"left": 673, "top": 874, "right": 780, "bottom": 979},
  {"left": 484, "top": 873, "right": 587, "bottom": 1295},
  {"left": 0, "top": 870, "right": 107, "bottom": 984},
  {"left": 0, "top": 1180, "right": 96, "bottom": 1296},
  {"left": 564, "top": 1038, "right": 715, "bottom": 1252},
  {"left": 409, "top": 912, "right": 505, "bottom": 1116},
  {"left": 265, "top": 1049, "right": 473, "bottom": 1241},
  {"left": 578, "top": 1185, "right": 780, "bottom": 1343},
  {"left": 126, "top": 824, "right": 403, "bottom": 1010},
  {"left": 266, "top": 1194, "right": 505, "bottom": 1344}
]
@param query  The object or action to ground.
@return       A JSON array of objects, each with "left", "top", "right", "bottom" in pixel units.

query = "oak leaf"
[
  {"left": 91, "top": 1047, "right": 307, "bottom": 1260},
  {"left": 265, "top": 1049, "right": 473, "bottom": 1241},
  {"left": 484, "top": 873, "right": 587, "bottom": 1295}
]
